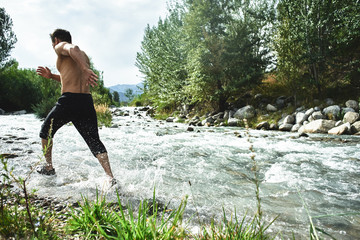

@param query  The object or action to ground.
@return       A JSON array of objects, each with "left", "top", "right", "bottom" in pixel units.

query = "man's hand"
[
  {"left": 36, "top": 66, "right": 52, "bottom": 79},
  {"left": 83, "top": 68, "right": 99, "bottom": 87}
]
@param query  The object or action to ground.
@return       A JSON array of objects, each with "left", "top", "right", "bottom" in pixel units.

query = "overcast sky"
[{"left": 1, "top": 0, "right": 168, "bottom": 87}]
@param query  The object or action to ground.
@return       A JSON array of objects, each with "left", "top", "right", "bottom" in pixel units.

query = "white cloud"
[{"left": 2, "top": 0, "right": 168, "bottom": 86}]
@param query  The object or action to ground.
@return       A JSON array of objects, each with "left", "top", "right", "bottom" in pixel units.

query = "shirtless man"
[{"left": 36, "top": 29, "right": 115, "bottom": 184}]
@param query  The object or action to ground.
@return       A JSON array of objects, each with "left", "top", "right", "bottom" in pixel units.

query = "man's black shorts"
[{"left": 39, "top": 92, "right": 107, "bottom": 157}]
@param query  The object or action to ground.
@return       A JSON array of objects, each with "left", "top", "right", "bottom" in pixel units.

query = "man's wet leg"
[{"left": 96, "top": 152, "right": 114, "bottom": 179}]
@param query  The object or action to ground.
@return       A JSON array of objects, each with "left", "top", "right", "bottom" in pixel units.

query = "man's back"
[{"left": 55, "top": 42, "right": 91, "bottom": 94}]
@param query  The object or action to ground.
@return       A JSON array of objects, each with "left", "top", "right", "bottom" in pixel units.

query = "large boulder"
[
  {"left": 234, "top": 105, "right": 256, "bottom": 120},
  {"left": 298, "top": 119, "right": 336, "bottom": 134},
  {"left": 328, "top": 122, "right": 351, "bottom": 135},
  {"left": 345, "top": 100, "right": 359, "bottom": 112},
  {"left": 343, "top": 112, "right": 359, "bottom": 124},
  {"left": 322, "top": 105, "right": 341, "bottom": 120}
]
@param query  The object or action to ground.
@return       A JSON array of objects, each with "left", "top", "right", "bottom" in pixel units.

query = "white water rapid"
[{"left": 1, "top": 108, "right": 359, "bottom": 239}]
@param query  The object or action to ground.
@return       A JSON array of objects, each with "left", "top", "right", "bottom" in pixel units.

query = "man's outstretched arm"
[{"left": 36, "top": 66, "right": 61, "bottom": 82}]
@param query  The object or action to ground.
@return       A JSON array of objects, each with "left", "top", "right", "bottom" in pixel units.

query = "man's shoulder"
[{"left": 54, "top": 42, "right": 74, "bottom": 56}]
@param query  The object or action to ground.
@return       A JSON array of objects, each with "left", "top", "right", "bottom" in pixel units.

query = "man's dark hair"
[{"left": 50, "top": 29, "right": 72, "bottom": 43}]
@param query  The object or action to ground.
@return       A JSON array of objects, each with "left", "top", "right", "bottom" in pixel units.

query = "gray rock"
[
  {"left": 214, "top": 118, "right": 224, "bottom": 125},
  {"left": 291, "top": 124, "right": 301, "bottom": 132},
  {"left": 345, "top": 100, "right": 359, "bottom": 112},
  {"left": 279, "top": 123, "right": 293, "bottom": 131},
  {"left": 342, "top": 108, "right": 355, "bottom": 115},
  {"left": 314, "top": 106, "right": 321, "bottom": 111},
  {"left": 233, "top": 105, "right": 256, "bottom": 120},
  {"left": 298, "top": 119, "right": 336, "bottom": 134},
  {"left": 308, "top": 115, "right": 315, "bottom": 122},
  {"left": 187, "top": 126, "right": 194, "bottom": 132},
  {"left": 335, "top": 120, "right": 343, "bottom": 127},
  {"left": 296, "top": 112, "right": 307, "bottom": 124},
  {"left": 322, "top": 105, "right": 341, "bottom": 120},
  {"left": 351, "top": 121, "right": 360, "bottom": 133},
  {"left": 296, "top": 106, "right": 305, "bottom": 112},
  {"left": 269, "top": 123, "right": 278, "bottom": 130},
  {"left": 166, "top": 117, "right": 175, "bottom": 122},
  {"left": 343, "top": 112, "right": 359, "bottom": 124},
  {"left": 303, "top": 120, "right": 309, "bottom": 125},
  {"left": 212, "top": 112, "right": 224, "bottom": 120},
  {"left": 12, "top": 110, "right": 27, "bottom": 115},
  {"left": 305, "top": 108, "right": 315, "bottom": 116},
  {"left": 223, "top": 110, "right": 230, "bottom": 121},
  {"left": 266, "top": 104, "right": 277, "bottom": 112},
  {"left": 227, "top": 118, "right": 240, "bottom": 126},
  {"left": 112, "top": 109, "right": 125, "bottom": 116},
  {"left": 229, "top": 110, "right": 236, "bottom": 118},
  {"left": 328, "top": 122, "right": 351, "bottom": 135},
  {"left": 312, "top": 111, "right": 325, "bottom": 120},
  {"left": 256, "top": 121, "right": 270, "bottom": 130},
  {"left": 0, "top": 108, "right": 5, "bottom": 115},
  {"left": 202, "top": 117, "right": 215, "bottom": 126},
  {"left": 284, "top": 115, "right": 295, "bottom": 124}
]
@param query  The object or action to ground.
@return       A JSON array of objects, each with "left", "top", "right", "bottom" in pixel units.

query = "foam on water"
[{"left": 1, "top": 110, "right": 360, "bottom": 238}]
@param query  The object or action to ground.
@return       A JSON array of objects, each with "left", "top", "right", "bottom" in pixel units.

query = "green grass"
[{"left": 67, "top": 189, "right": 188, "bottom": 239}]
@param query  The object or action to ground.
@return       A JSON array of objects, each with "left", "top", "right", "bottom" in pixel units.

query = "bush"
[
  {"left": 0, "top": 63, "right": 43, "bottom": 112},
  {"left": 94, "top": 104, "right": 112, "bottom": 127}
]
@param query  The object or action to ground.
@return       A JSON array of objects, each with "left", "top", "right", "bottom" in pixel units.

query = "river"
[{"left": 1, "top": 108, "right": 359, "bottom": 239}]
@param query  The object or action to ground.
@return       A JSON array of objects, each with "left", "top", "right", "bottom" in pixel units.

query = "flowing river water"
[{"left": 1, "top": 108, "right": 360, "bottom": 239}]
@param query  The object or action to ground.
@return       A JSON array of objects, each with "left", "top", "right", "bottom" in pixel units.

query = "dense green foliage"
[
  {"left": 136, "top": 0, "right": 360, "bottom": 112},
  {"left": 273, "top": 0, "right": 360, "bottom": 102},
  {"left": 0, "top": 62, "right": 45, "bottom": 112}
]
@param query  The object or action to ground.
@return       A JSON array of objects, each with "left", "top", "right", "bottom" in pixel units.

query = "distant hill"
[{"left": 109, "top": 83, "right": 143, "bottom": 102}]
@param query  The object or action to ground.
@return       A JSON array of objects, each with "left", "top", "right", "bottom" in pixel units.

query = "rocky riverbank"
[{"left": 156, "top": 98, "right": 360, "bottom": 136}]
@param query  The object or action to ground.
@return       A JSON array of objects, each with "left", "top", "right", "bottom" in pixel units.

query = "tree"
[
  {"left": 136, "top": 2, "right": 187, "bottom": 111},
  {"left": 124, "top": 88, "right": 134, "bottom": 102},
  {"left": 0, "top": 8, "right": 17, "bottom": 68},
  {"left": 112, "top": 91, "right": 120, "bottom": 103},
  {"left": 183, "top": 0, "right": 274, "bottom": 111}
]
